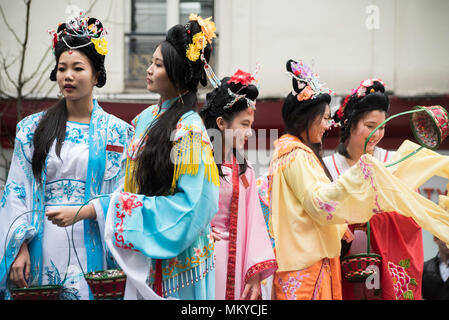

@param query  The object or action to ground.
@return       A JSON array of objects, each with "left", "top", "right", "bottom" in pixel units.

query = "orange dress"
[{"left": 273, "top": 257, "right": 342, "bottom": 300}]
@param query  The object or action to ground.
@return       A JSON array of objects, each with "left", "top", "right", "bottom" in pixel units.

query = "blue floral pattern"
[
  {"left": 45, "top": 180, "right": 86, "bottom": 206},
  {"left": 1, "top": 182, "right": 26, "bottom": 207},
  {"left": 65, "top": 124, "right": 89, "bottom": 145}
]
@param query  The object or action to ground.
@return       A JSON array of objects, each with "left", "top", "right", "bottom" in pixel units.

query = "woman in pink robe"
[{"left": 199, "top": 70, "right": 277, "bottom": 300}]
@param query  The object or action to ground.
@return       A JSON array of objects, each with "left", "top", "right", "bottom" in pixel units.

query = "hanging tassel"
[
  {"left": 170, "top": 132, "right": 220, "bottom": 193},
  {"left": 200, "top": 51, "right": 221, "bottom": 88},
  {"left": 124, "top": 158, "right": 138, "bottom": 193}
]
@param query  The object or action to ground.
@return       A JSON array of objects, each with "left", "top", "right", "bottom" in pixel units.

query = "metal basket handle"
[
  {"left": 70, "top": 195, "right": 110, "bottom": 277},
  {"left": 4, "top": 210, "right": 71, "bottom": 289}
]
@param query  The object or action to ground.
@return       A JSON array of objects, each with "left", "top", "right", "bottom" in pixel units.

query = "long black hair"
[
  {"left": 134, "top": 20, "right": 212, "bottom": 196},
  {"left": 199, "top": 76, "right": 259, "bottom": 176},
  {"left": 333, "top": 80, "right": 389, "bottom": 159},
  {"left": 32, "top": 17, "right": 107, "bottom": 184},
  {"left": 282, "top": 59, "right": 332, "bottom": 179}
]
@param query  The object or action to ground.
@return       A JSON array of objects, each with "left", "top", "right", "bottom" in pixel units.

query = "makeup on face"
[
  {"left": 308, "top": 104, "right": 331, "bottom": 144},
  {"left": 349, "top": 110, "right": 386, "bottom": 154},
  {"left": 146, "top": 45, "right": 178, "bottom": 100},
  {"left": 56, "top": 50, "right": 97, "bottom": 101},
  {"left": 222, "top": 108, "right": 255, "bottom": 152}
]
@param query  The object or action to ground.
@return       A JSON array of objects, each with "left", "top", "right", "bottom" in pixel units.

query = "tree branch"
[
  {"left": 0, "top": 54, "right": 19, "bottom": 90},
  {"left": 0, "top": 3, "right": 22, "bottom": 44},
  {"left": 17, "top": 0, "right": 32, "bottom": 88},
  {"left": 22, "top": 47, "right": 51, "bottom": 86},
  {"left": 23, "top": 58, "right": 54, "bottom": 98}
]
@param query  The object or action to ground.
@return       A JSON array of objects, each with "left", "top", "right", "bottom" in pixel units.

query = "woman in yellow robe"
[{"left": 269, "top": 59, "right": 449, "bottom": 300}]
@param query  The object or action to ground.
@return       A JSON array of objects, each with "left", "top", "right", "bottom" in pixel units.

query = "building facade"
[{"left": 1, "top": 0, "right": 449, "bottom": 259}]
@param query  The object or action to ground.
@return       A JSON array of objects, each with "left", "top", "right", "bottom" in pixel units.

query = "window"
[{"left": 125, "top": 0, "right": 216, "bottom": 90}]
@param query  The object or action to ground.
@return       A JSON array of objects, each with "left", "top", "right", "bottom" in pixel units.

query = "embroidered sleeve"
[
  {"left": 244, "top": 259, "right": 278, "bottom": 284},
  {"left": 111, "top": 161, "right": 219, "bottom": 258},
  {"left": 0, "top": 133, "right": 37, "bottom": 289},
  {"left": 110, "top": 118, "right": 220, "bottom": 258},
  {"left": 282, "top": 149, "right": 380, "bottom": 225}
]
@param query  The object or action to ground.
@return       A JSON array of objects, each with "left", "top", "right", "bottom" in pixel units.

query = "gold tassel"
[
  {"left": 124, "top": 157, "right": 138, "bottom": 193},
  {"left": 170, "top": 132, "right": 220, "bottom": 193}
]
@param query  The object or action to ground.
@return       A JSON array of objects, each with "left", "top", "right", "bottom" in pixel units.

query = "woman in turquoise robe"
[{"left": 93, "top": 15, "right": 220, "bottom": 300}]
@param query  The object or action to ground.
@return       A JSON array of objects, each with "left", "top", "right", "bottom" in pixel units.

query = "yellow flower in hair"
[
  {"left": 192, "top": 32, "right": 207, "bottom": 51},
  {"left": 188, "top": 13, "right": 216, "bottom": 43},
  {"left": 91, "top": 37, "right": 108, "bottom": 55},
  {"left": 186, "top": 43, "right": 200, "bottom": 61}
]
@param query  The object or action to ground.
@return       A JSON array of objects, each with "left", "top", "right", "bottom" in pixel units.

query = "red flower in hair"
[
  {"left": 52, "top": 33, "right": 58, "bottom": 48},
  {"left": 337, "top": 94, "right": 351, "bottom": 120},
  {"left": 227, "top": 69, "right": 255, "bottom": 86}
]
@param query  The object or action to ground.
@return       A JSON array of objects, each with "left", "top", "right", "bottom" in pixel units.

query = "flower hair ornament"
[
  {"left": 47, "top": 10, "right": 108, "bottom": 56},
  {"left": 185, "top": 13, "right": 221, "bottom": 88},
  {"left": 223, "top": 67, "right": 260, "bottom": 110},
  {"left": 286, "top": 59, "right": 333, "bottom": 102},
  {"left": 336, "top": 78, "right": 385, "bottom": 120}
]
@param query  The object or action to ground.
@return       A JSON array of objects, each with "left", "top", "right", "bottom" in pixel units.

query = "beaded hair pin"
[
  {"left": 185, "top": 13, "right": 221, "bottom": 88},
  {"left": 286, "top": 60, "right": 333, "bottom": 102},
  {"left": 47, "top": 10, "right": 108, "bottom": 56},
  {"left": 223, "top": 68, "right": 259, "bottom": 110},
  {"left": 336, "top": 78, "right": 386, "bottom": 120}
]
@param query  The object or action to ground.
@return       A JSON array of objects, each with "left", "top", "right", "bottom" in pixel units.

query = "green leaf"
[
  {"left": 410, "top": 278, "right": 417, "bottom": 286},
  {"left": 403, "top": 290, "right": 414, "bottom": 300},
  {"left": 399, "top": 259, "right": 410, "bottom": 269}
]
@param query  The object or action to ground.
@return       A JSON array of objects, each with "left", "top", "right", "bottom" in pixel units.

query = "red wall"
[{"left": 1, "top": 95, "right": 449, "bottom": 150}]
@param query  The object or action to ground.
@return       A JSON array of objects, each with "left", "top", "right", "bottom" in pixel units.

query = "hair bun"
[
  {"left": 285, "top": 59, "right": 308, "bottom": 94},
  {"left": 166, "top": 24, "right": 189, "bottom": 55}
]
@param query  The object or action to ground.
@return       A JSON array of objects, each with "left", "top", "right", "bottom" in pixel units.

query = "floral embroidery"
[
  {"left": 244, "top": 259, "right": 278, "bottom": 284},
  {"left": 114, "top": 192, "right": 143, "bottom": 251},
  {"left": 0, "top": 185, "right": 10, "bottom": 208},
  {"left": 388, "top": 259, "right": 417, "bottom": 300},
  {"left": 65, "top": 126, "right": 88, "bottom": 144},
  {"left": 194, "top": 247, "right": 203, "bottom": 257},
  {"left": 316, "top": 197, "right": 337, "bottom": 220},
  {"left": 44, "top": 180, "right": 85, "bottom": 206},
  {"left": 277, "top": 271, "right": 310, "bottom": 300},
  {"left": 1, "top": 183, "right": 27, "bottom": 207},
  {"left": 359, "top": 157, "right": 382, "bottom": 214},
  {"left": 45, "top": 261, "right": 81, "bottom": 300},
  {"left": 116, "top": 192, "right": 143, "bottom": 216},
  {"left": 152, "top": 106, "right": 160, "bottom": 118},
  {"left": 161, "top": 241, "right": 214, "bottom": 278}
]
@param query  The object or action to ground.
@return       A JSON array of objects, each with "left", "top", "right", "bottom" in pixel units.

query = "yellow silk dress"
[{"left": 268, "top": 134, "right": 449, "bottom": 300}]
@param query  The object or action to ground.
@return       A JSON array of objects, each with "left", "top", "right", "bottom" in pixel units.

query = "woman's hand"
[
  {"left": 10, "top": 242, "right": 30, "bottom": 288},
  {"left": 46, "top": 203, "right": 96, "bottom": 227},
  {"left": 211, "top": 226, "right": 222, "bottom": 242},
  {"left": 240, "top": 273, "right": 261, "bottom": 300}
]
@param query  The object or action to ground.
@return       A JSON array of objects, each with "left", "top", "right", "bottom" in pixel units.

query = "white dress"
[{"left": 0, "top": 101, "right": 132, "bottom": 300}]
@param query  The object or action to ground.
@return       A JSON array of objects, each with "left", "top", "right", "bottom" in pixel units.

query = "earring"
[{"left": 178, "top": 93, "right": 184, "bottom": 106}]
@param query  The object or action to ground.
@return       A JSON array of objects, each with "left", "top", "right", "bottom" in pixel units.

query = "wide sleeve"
[
  {"left": 96, "top": 121, "right": 134, "bottom": 239},
  {"left": 283, "top": 148, "right": 380, "bottom": 226},
  {"left": 242, "top": 168, "right": 277, "bottom": 284},
  {"left": 387, "top": 139, "right": 449, "bottom": 189},
  {"left": 101, "top": 121, "right": 134, "bottom": 194},
  {"left": 0, "top": 131, "right": 37, "bottom": 290},
  {"left": 107, "top": 132, "right": 219, "bottom": 259},
  {"left": 284, "top": 148, "right": 449, "bottom": 245}
]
